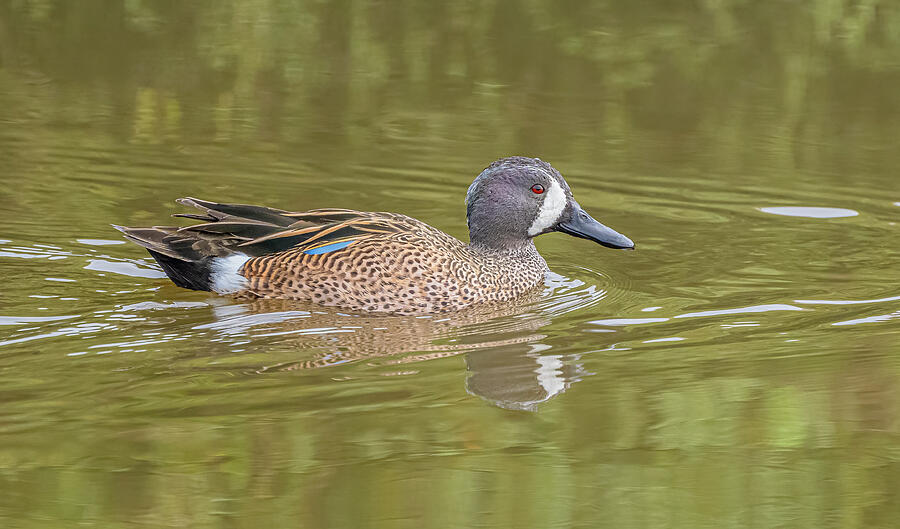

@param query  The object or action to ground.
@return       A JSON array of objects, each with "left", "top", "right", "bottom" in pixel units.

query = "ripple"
[
  {"left": 0, "top": 322, "right": 114, "bottom": 348},
  {"left": 674, "top": 304, "right": 805, "bottom": 318},
  {"left": 84, "top": 258, "right": 167, "bottom": 279},
  {"left": 590, "top": 317, "right": 670, "bottom": 326},
  {"left": 833, "top": 311, "right": 900, "bottom": 326},
  {"left": 794, "top": 294, "right": 900, "bottom": 305},
  {"left": 0, "top": 244, "right": 72, "bottom": 259},
  {"left": 117, "top": 301, "right": 209, "bottom": 311},
  {"left": 76, "top": 238, "right": 125, "bottom": 246},
  {"left": 643, "top": 337, "right": 685, "bottom": 343},
  {"left": 758, "top": 206, "right": 859, "bottom": 218},
  {"left": 536, "top": 266, "right": 614, "bottom": 315},
  {"left": 589, "top": 303, "right": 807, "bottom": 330},
  {"left": 0, "top": 315, "right": 78, "bottom": 325},
  {"left": 193, "top": 310, "right": 313, "bottom": 335}
]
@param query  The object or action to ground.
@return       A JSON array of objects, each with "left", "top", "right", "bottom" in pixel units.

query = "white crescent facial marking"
[
  {"left": 210, "top": 253, "right": 250, "bottom": 294},
  {"left": 528, "top": 178, "right": 566, "bottom": 236}
]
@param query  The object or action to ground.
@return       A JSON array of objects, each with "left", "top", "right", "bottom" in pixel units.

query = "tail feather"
[
  {"left": 175, "top": 197, "right": 296, "bottom": 227},
  {"left": 112, "top": 198, "right": 301, "bottom": 293},
  {"left": 111, "top": 224, "right": 214, "bottom": 260},
  {"left": 147, "top": 250, "right": 212, "bottom": 291},
  {"left": 112, "top": 225, "right": 214, "bottom": 291}
]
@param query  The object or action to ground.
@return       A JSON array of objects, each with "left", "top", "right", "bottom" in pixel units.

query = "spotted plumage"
[{"left": 114, "top": 156, "right": 634, "bottom": 315}]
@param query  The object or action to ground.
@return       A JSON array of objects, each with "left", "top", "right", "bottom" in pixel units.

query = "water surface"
[{"left": 1, "top": 1, "right": 899, "bottom": 528}]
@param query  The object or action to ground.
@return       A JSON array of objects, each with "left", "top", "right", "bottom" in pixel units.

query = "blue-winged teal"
[{"left": 115, "top": 156, "right": 634, "bottom": 315}]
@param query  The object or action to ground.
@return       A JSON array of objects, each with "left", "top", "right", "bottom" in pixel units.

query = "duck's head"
[{"left": 465, "top": 156, "right": 634, "bottom": 251}]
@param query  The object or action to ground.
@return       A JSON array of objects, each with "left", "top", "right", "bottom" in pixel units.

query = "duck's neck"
[{"left": 468, "top": 237, "right": 541, "bottom": 259}]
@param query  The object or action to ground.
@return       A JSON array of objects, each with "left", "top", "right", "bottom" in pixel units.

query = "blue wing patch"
[{"left": 303, "top": 239, "right": 356, "bottom": 255}]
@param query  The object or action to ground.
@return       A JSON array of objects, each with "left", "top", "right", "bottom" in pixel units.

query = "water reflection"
[
  {"left": 465, "top": 344, "right": 591, "bottom": 411},
  {"left": 2, "top": 0, "right": 900, "bottom": 526},
  {"left": 2, "top": 0, "right": 899, "bottom": 178},
  {"left": 216, "top": 296, "right": 549, "bottom": 366},
  {"left": 192, "top": 278, "right": 610, "bottom": 410},
  {"left": 758, "top": 206, "right": 860, "bottom": 218}
]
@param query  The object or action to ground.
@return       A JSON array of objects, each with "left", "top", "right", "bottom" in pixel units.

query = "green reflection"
[{"left": 1, "top": 1, "right": 900, "bottom": 528}]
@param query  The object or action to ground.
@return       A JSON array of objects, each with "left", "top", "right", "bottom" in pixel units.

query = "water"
[{"left": 1, "top": 1, "right": 900, "bottom": 527}]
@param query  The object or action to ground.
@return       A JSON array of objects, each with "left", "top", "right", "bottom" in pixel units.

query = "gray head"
[{"left": 465, "top": 156, "right": 634, "bottom": 251}]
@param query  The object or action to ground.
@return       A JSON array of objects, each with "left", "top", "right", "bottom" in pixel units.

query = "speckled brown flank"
[{"left": 240, "top": 212, "right": 549, "bottom": 315}]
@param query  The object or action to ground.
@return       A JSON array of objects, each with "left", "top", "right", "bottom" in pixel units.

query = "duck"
[{"left": 114, "top": 156, "right": 634, "bottom": 315}]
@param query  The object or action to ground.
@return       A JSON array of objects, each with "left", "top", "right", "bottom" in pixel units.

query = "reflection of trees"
[
  {"left": 1, "top": 0, "right": 898, "bottom": 173},
  {"left": 1, "top": 334, "right": 898, "bottom": 527}
]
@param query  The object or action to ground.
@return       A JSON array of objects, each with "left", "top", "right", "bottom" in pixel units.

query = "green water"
[{"left": 1, "top": 1, "right": 900, "bottom": 527}]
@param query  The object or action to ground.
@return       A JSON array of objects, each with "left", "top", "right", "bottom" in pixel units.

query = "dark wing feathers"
[
  {"left": 180, "top": 221, "right": 281, "bottom": 240},
  {"left": 115, "top": 199, "right": 402, "bottom": 264},
  {"left": 176, "top": 197, "right": 296, "bottom": 227}
]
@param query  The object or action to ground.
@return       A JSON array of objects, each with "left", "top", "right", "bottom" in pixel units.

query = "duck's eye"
[{"left": 531, "top": 184, "right": 545, "bottom": 194}]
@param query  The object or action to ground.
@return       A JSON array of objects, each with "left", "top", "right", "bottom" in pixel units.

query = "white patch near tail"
[
  {"left": 527, "top": 178, "right": 567, "bottom": 236},
  {"left": 210, "top": 253, "right": 250, "bottom": 294}
]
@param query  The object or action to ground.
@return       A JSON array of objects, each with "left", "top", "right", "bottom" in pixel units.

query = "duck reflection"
[
  {"left": 199, "top": 273, "right": 604, "bottom": 410},
  {"left": 464, "top": 343, "right": 590, "bottom": 411}
]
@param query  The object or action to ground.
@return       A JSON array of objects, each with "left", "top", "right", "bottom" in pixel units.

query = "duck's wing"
[
  {"left": 237, "top": 207, "right": 404, "bottom": 256},
  {"left": 115, "top": 197, "right": 404, "bottom": 262}
]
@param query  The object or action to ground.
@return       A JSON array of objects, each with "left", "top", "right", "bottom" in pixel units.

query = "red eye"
[{"left": 531, "top": 184, "right": 544, "bottom": 194}]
